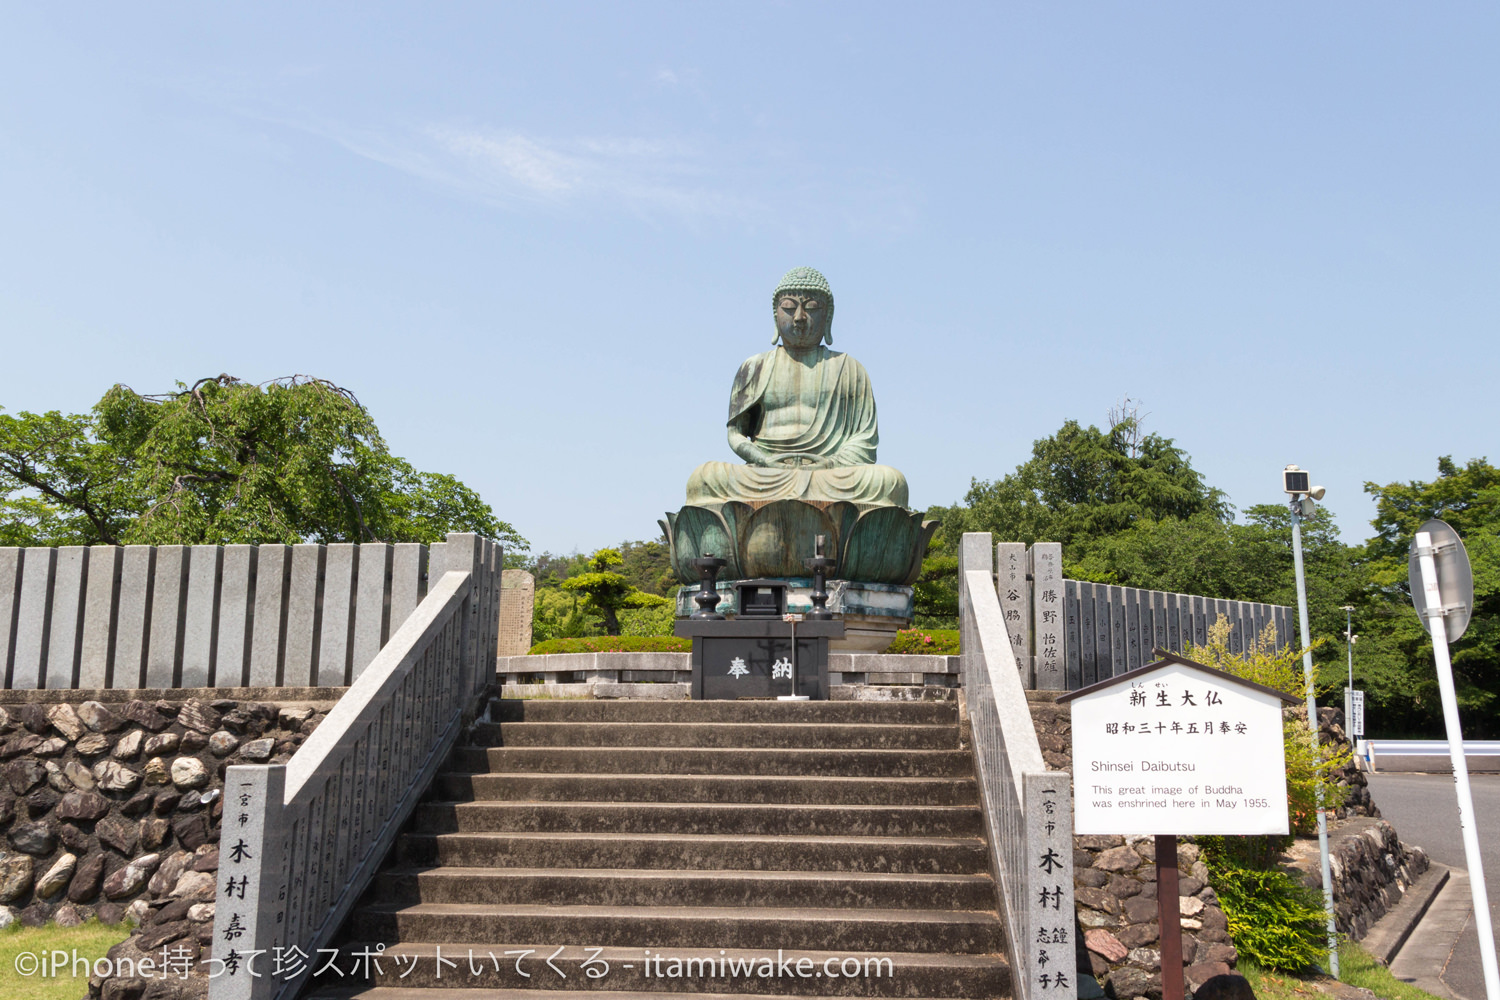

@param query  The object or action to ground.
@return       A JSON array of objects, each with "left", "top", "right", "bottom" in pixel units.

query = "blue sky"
[{"left": 2, "top": 3, "right": 1496, "bottom": 557}]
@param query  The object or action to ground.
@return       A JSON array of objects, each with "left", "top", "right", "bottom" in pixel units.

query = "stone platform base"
[
  {"left": 674, "top": 578, "right": 913, "bottom": 652},
  {"left": 828, "top": 613, "right": 902, "bottom": 652},
  {"left": 496, "top": 651, "right": 961, "bottom": 698}
]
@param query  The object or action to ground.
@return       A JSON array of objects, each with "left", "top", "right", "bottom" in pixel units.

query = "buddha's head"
[{"left": 772, "top": 266, "right": 834, "bottom": 348}]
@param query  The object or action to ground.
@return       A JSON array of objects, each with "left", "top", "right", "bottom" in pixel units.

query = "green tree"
[
  {"left": 1355, "top": 457, "right": 1500, "bottom": 737},
  {"left": 1083, "top": 504, "right": 1365, "bottom": 646},
  {"left": 0, "top": 375, "right": 526, "bottom": 549},
  {"left": 560, "top": 548, "right": 672, "bottom": 636},
  {"left": 918, "top": 417, "right": 1230, "bottom": 628},
  {"left": 616, "top": 538, "right": 676, "bottom": 597},
  {"left": 934, "top": 418, "right": 1230, "bottom": 563}
]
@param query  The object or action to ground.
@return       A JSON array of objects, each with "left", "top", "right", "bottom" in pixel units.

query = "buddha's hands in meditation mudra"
[{"left": 685, "top": 267, "right": 909, "bottom": 508}]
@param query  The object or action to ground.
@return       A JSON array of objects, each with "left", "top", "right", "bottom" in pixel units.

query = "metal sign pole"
[
  {"left": 778, "top": 613, "right": 809, "bottom": 701},
  {"left": 1291, "top": 502, "right": 1340, "bottom": 978},
  {"left": 1344, "top": 606, "right": 1356, "bottom": 750},
  {"left": 1415, "top": 530, "right": 1499, "bottom": 1000}
]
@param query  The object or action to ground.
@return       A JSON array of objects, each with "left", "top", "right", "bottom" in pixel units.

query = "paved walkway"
[{"left": 1366, "top": 772, "right": 1500, "bottom": 1000}]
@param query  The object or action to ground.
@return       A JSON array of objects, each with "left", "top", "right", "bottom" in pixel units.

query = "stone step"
[
  {"left": 473, "top": 722, "right": 957, "bottom": 750},
  {"left": 437, "top": 772, "right": 978, "bottom": 806},
  {"left": 399, "top": 831, "right": 990, "bottom": 875},
  {"left": 490, "top": 699, "right": 959, "bottom": 725},
  {"left": 341, "top": 944, "right": 1008, "bottom": 996},
  {"left": 372, "top": 866, "right": 996, "bottom": 911},
  {"left": 352, "top": 902, "right": 1003, "bottom": 954},
  {"left": 451, "top": 747, "right": 974, "bottom": 778},
  {"left": 412, "top": 802, "right": 983, "bottom": 838}
]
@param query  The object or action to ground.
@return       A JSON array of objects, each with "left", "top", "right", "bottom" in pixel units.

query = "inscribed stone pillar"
[
  {"left": 498, "top": 569, "right": 536, "bottom": 656},
  {"left": 1029, "top": 542, "right": 1065, "bottom": 690},
  {"left": 996, "top": 542, "right": 1030, "bottom": 686}
]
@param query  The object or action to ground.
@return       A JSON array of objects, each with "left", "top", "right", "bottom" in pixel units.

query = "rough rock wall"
[
  {"left": 0, "top": 697, "right": 332, "bottom": 998},
  {"left": 1073, "top": 835, "right": 1239, "bottom": 998},
  {"left": 1285, "top": 818, "right": 1429, "bottom": 941}
]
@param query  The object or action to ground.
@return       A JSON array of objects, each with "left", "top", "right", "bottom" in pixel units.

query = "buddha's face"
[{"left": 775, "top": 292, "right": 827, "bottom": 350}]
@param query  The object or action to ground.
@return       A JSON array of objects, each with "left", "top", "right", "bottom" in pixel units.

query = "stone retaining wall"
[
  {"left": 0, "top": 694, "right": 335, "bottom": 998},
  {"left": 1285, "top": 817, "right": 1429, "bottom": 941}
]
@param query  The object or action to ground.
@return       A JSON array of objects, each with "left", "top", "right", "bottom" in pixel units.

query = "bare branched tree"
[{"left": 1108, "top": 395, "right": 1151, "bottom": 459}]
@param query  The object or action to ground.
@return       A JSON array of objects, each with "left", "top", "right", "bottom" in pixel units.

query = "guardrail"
[
  {"left": 1362, "top": 739, "right": 1500, "bottom": 773},
  {"left": 207, "top": 534, "right": 500, "bottom": 1000},
  {"left": 960, "top": 533, "right": 1075, "bottom": 1000}
]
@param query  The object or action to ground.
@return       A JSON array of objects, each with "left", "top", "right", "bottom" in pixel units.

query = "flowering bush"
[{"left": 884, "top": 628, "right": 960, "bottom": 655}]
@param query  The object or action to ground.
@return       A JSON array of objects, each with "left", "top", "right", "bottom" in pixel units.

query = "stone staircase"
[{"left": 312, "top": 698, "right": 1009, "bottom": 1000}]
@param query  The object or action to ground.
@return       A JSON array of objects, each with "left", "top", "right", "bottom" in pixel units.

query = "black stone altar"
[{"left": 674, "top": 618, "right": 844, "bottom": 700}]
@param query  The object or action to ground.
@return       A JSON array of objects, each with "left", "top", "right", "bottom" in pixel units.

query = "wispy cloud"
[{"left": 309, "top": 120, "right": 752, "bottom": 222}]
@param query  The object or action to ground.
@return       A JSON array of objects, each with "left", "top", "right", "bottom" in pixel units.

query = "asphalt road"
[{"left": 1366, "top": 772, "right": 1500, "bottom": 1000}]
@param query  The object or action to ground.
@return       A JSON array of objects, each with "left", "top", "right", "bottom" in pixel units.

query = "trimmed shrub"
[
  {"left": 619, "top": 604, "right": 677, "bottom": 637},
  {"left": 528, "top": 635, "right": 691, "bottom": 654},
  {"left": 884, "top": 628, "right": 961, "bottom": 655}
]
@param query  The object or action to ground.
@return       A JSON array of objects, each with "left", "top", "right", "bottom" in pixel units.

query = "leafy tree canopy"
[
  {"left": 922, "top": 411, "right": 1499, "bottom": 738},
  {"left": 0, "top": 375, "right": 526, "bottom": 550},
  {"left": 933, "top": 418, "right": 1230, "bottom": 559},
  {"left": 557, "top": 548, "right": 671, "bottom": 637},
  {"left": 1354, "top": 457, "right": 1500, "bottom": 734}
]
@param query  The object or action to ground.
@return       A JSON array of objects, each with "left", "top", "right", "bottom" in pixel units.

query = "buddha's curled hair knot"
[{"left": 771, "top": 265, "right": 834, "bottom": 345}]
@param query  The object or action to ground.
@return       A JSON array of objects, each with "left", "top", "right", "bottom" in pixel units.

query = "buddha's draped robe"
[{"left": 685, "top": 346, "right": 909, "bottom": 507}]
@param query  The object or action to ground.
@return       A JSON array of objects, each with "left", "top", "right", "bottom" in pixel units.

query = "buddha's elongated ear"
[
  {"left": 824, "top": 330, "right": 833, "bottom": 345},
  {"left": 772, "top": 330, "right": 781, "bottom": 345}
]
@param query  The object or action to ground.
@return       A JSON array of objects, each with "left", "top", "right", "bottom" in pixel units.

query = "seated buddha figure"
[{"left": 685, "top": 267, "right": 909, "bottom": 508}]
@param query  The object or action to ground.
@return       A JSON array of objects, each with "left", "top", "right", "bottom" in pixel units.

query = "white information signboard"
[
  {"left": 1347, "top": 689, "right": 1365, "bottom": 737},
  {"left": 1061, "top": 653, "right": 1295, "bottom": 836}
]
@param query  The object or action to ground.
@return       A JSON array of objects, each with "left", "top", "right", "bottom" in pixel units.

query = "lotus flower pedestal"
[{"left": 662, "top": 498, "right": 937, "bottom": 653}]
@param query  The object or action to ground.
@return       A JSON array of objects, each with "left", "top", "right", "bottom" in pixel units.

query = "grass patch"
[
  {"left": 1236, "top": 941, "right": 1447, "bottom": 1000},
  {"left": 0, "top": 920, "right": 133, "bottom": 1000},
  {"left": 1337, "top": 941, "right": 1449, "bottom": 1000}
]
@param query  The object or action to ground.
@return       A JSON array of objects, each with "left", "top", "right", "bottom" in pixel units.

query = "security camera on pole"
[
  {"left": 1410, "top": 518, "right": 1498, "bottom": 1000},
  {"left": 1283, "top": 465, "right": 1340, "bottom": 978}
]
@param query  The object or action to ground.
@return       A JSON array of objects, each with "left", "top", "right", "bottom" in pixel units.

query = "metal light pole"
[{"left": 1286, "top": 466, "right": 1340, "bottom": 978}]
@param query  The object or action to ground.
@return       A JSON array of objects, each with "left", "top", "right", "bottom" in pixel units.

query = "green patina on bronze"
[
  {"left": 667, "top": 267, "right": 935, "bottom": 586},
  {"left": 661, "top": 500, "right": 936, "bottom": 585},
  {"left": 771, "top": 265, "right": 835, "bottom": 331}
]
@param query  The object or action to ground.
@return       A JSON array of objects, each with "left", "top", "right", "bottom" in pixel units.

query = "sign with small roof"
[{"left": 1058, "top": 649, "right": 1296, "bottom": 836}]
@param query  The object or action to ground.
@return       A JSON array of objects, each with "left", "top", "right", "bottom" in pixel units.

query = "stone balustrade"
[
  {"left": 959, "top": 532, "right": 1075, "bottom": 1000},
  {"left": 206, "top": 535, "right": 500, "bottom": 1000}
]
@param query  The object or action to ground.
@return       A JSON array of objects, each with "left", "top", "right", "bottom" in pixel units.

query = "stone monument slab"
[{"left": 498, "top": 569, "right": 535, "bottom": 656}]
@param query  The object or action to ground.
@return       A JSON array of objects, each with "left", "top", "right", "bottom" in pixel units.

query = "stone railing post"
[
  {"left": 1029, "top": 543, "right": 1065, "bottom": 690},
  {"left": 997, "top": 541, "right": 1031, "bottom": 686},
  {"left": 212, "top": 764, "right": 287, "bottom": 1000},
  {"left": 1023, "top": 771, "right": 1075, "bottom": 997},
  {"left": 429, "top": 533, "right": 484, "bottom": 700}
]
